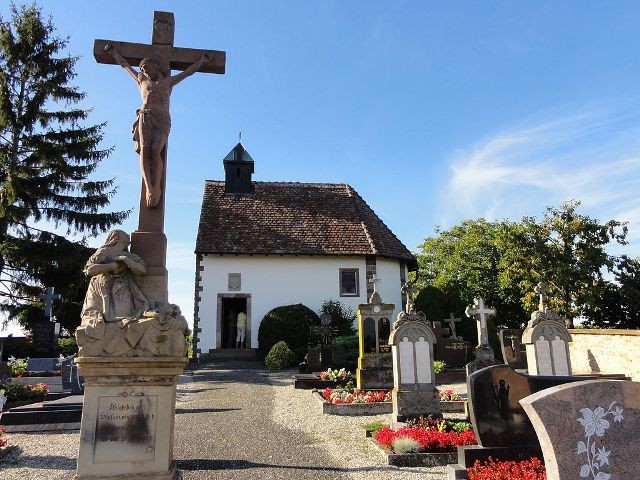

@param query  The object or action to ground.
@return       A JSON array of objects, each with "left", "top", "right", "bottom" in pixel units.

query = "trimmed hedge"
[
  {"left": 257, "top": 303, "right": 320, "bottom": 362},
  {"left": 264, "top": 341, "right": 295, "bottom": 370}
]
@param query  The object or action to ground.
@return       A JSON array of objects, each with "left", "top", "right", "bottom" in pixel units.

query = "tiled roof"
[{"left": 195, "top": 181, "right": 417, "bottom": 268}]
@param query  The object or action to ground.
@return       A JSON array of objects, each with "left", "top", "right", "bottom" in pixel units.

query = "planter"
[
  {"left": 313, "top": 390, "right": 392, "bottom": 415},
  {"left": 370, "top": 439, "right": 458, "bottom": 467},
  {"left": 440, "top": 400, "right": 468, "bottom": 415}
]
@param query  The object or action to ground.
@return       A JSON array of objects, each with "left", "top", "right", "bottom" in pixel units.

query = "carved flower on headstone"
[{"left": 576, "top": 401, "right": 624, "bottom": 479}]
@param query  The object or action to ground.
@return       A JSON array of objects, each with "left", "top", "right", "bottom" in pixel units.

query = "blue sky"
[{"left": 3, "top": 1, "right": 640, "bottom": 334}]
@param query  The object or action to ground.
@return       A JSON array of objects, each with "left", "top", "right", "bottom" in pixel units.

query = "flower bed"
[
  {"left": 319, "top": 367, "right": 350, "bottom": 382},
  {"left": 371, "top": 416, "right": 477, "bottom": 466},
  {"left": 314, "top": 386, "right": 392, "bottom": 415},
  {"left": 322, "top": 386, "right": 391, "bottom": 404},
  {"left": 1, "top": 381, "right": 49, "bottom": 409},
  {"left": 467, "top": 456, "right": 546, "bottom": 480}
]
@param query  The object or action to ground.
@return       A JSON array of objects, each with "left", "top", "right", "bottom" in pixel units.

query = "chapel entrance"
[{"left": 220, "top": 297, "right": 248, "bottom": 349}]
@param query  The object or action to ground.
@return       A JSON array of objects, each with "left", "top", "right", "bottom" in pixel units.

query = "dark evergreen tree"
[{"left": 0, "top": 4, "right": 128, "bottom": 332}]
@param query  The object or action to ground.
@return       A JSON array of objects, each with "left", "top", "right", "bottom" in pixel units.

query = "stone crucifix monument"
[
  {"left": 74, "top": 11, "right": 225, "bottom": 480},
  {"left": 465, "top": 297, "right": 499, "bottom": 375}
]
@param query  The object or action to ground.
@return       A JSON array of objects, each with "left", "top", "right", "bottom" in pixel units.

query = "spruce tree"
[{"left": 0, "top": 4, "right": 128, "bottom": 332}]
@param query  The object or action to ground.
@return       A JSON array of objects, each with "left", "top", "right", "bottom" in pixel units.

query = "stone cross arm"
[{"left": 93, "top": 39, "right": 226, "bottom": 74}]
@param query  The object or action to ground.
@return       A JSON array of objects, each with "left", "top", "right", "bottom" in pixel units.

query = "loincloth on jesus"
[{"left": 132, "top": 109, "right": 171, "bottom": 153}]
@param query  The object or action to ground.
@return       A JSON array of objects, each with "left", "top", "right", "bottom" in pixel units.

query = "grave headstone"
[
  {"left": 27, "top": 357, "right": 59, "bottom": 372},
  {"left": 465, "top": 297, "right": 499, "bottom": 375},
  {"left": 498, "top": 328, "right": 527, "bottom": 369},
  {"left": 0, "top": 362, "right": 11, "bottom": 378},
  {"left": 437, "top": 338, "right": 471, "bottom": 369},
  {"left": 31, "top": 322, "right": 56, "bottom": 354},
  {"left": 60, "top": 356, "right": 84, "bottom": 395},
  {"left": 521, "top": 379, "right": 639, "bottom": 480},
  {"left": 446, "top": 364, "right": 598, "bottom": 477},
  {"left": 356, "top": 287, "right": 395, "bottom": 390},
  {"left": 388, "top": 282, "right": 439, "bottom": 420},
  {"left": 522, "top": 282, "right": 572, "bottom": 376},
  {"left": 0, "top": 388, "right": 6, "bottom": 414}
]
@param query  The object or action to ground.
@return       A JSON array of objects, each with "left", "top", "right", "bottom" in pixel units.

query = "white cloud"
[{"left": 441, "top": 108, "right": 640, "bottom": 257}]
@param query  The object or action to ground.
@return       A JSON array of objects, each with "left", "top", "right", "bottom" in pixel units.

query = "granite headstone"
[
  {"left": 498, "top": 328, "right": 527, "bottom": 369},
  {"left": 521, "top": 379, "right": 639, "bottom": 480}
]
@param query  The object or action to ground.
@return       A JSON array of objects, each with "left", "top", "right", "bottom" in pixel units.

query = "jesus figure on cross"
[{"left": 105, "top": 44, "right": 210, "bottom": 207}]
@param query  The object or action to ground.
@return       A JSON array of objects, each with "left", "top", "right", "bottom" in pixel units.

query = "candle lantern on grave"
[{"left": 356, "top": 280, "right": 395, "bottom": 390}]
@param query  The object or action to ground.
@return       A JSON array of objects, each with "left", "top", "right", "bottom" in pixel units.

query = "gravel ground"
[{"left": 0, "top": 362, "right": 468, "bottom": 479}]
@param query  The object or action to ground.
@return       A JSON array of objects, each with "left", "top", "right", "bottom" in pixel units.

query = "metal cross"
[
  {"left": 445, "top": 312, "right": 462, "bottom": 339},
  {"left": 39, "top": 287, "right": 61, "bottom": 321}
]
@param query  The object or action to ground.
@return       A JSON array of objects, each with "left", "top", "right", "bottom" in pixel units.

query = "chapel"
[{"left": 193, "top": 143, "right": 416, "bottom": 359}]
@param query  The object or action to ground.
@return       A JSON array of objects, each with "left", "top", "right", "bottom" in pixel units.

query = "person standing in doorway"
[{"left": 236, "top": 311, "right": 247, "bottom": 349}]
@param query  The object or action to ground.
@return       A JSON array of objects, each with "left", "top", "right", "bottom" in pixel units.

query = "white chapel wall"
[{"left": 197, "top": 255, "right": 405, "bottom": 353}]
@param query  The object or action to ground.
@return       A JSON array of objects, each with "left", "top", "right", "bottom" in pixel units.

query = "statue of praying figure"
[{"left": 105, "top": 45, "right": 211, "bottom": 207}]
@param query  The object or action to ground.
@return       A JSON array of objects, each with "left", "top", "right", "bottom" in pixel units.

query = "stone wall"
[{"left": 568, "top": 329, "right": 640, "bottom": 381}]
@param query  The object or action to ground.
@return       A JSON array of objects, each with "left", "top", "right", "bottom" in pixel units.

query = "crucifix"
[
  {"left": 465, "top": 297, "right": 496, "bottom": 347},
  {"left": 39, "top": 287, "right": 61, "bottom": 321},
  {"left": 444, "top": 312, "right": 462, "bottom": 339},
  {"left": 369, "top": 274, "right": 381, "bottom": 293},
  {"left": 534, "top": 281, "right": 549, "bottom": 312},
  {"left": 93, "top": 11, "right": 225, "bottom": 302}
]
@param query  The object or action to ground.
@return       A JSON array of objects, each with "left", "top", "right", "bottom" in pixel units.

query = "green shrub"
[
  {"left": 7, "top": 356, "right": 28, "bottom": 376},
  {"left": 331, "top": 335, "right": 358, "bottom": 349},
  {"left": 186, "top": 335, "right": 193, "bottom": 358},
  {"left": 257, "top": 304, "right": 320, "bottom": 361},
  {"left": 318, "top": 300, "right": 356, "bottom": 336},
  {"left": 264, "top": 341, "right": 295, "bottom": 370},
  {"left": 57, "top": 337, "right": 78, "bottom": 357},
  {"left": 434, "top": 360, "right": 447, "bottom": 373}
]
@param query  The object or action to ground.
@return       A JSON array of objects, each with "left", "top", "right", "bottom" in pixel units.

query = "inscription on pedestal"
[{"left": 94, "top": 395, "right": 158, "bottom": 463}]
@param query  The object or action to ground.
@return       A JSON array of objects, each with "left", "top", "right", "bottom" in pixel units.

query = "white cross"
[
  {"left": 39, "top": 287, "right": 61, "bottom": 321},
  {"left": 465, "top": 297, "right": 496, "bottom": 347},
  {"left": 445, "top": 313, "right": 462, "bottom": 339},
  {"left": 368, "top": 274, "right": 381, "bottom": 294}
]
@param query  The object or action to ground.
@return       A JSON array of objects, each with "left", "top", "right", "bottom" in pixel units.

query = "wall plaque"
[{"left": 228, "top": 273, "right": 241, "bottom": 291}]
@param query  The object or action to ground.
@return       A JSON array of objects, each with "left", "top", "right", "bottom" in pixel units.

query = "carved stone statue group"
[{"left": 75, "top": 230, "right": 190, "bottom": 357}]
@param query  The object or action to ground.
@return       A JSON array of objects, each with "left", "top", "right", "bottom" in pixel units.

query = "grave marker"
[
  {"left": 356, "top": 285, "right": 394, "bottom": 390},
  {"left": 521, "top": 379, "right": 639, "bottom": 479},
  {"left": 388, "top": 282, "right": 439, "bottom": 420},
  {"left": 522, "top": 282, "right": 572, "bottom": 376},
  {"left": 465, "top": 297, "right": 499, "bottom": 375}
]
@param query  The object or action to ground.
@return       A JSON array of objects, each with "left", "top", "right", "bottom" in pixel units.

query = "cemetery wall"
[
  {"left": 568, "top": 329, "right": 640, "bottom": 381},
  {"left": 198, "top": 255, "right": 405, "bottom": 352}
]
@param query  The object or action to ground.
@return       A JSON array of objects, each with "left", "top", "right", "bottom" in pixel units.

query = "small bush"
[
  {"left": 392, "top": 437, "right": 421, "bottom": 454},
  {"left": 265, "top": 341, "right": 295, "bottom": 370},
  {"left": 318, "top": 300, "right": 356, "bottom": 336},
  {"left": 434, "top": 360, "right": 447, "bottom": 373},
  {"left": 257, "top": 304, "right": 320, "bottom": 362}
]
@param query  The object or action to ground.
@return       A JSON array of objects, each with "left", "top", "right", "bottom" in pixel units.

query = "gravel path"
[{"left": 0, "top": 362, "right": 467, "bottom": 479}]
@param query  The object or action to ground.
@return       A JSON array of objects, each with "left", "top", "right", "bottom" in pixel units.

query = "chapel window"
[{"left": 339, "top": 268, "right": 359, "bottom": 297}]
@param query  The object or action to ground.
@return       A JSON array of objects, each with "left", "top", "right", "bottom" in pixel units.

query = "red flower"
[
  {"left": 375, "top": 426, "right": 477, "bottom": 452},
  {"left": 467, "top": 456, "right": 546, "bottom": 480}
]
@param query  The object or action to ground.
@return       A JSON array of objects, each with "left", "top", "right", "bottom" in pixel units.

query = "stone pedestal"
[
  {"left": 74, "top": 356, "right": 187, "bottom": 480},
  {"left": 356, "top": 353, "right": 393, "bottom": 390},
  {"left": 465, "top": 345, "right": 498, "bottom": 376}
]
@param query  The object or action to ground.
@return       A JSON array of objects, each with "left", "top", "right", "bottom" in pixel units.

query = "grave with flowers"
[{"left": 315, "top": 381, "right": 393, "bottom": 415}]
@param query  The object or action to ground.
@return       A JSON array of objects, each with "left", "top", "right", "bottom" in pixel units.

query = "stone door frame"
[{"left": 216, "top": 293, "right": 252, "bottom": 349}]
